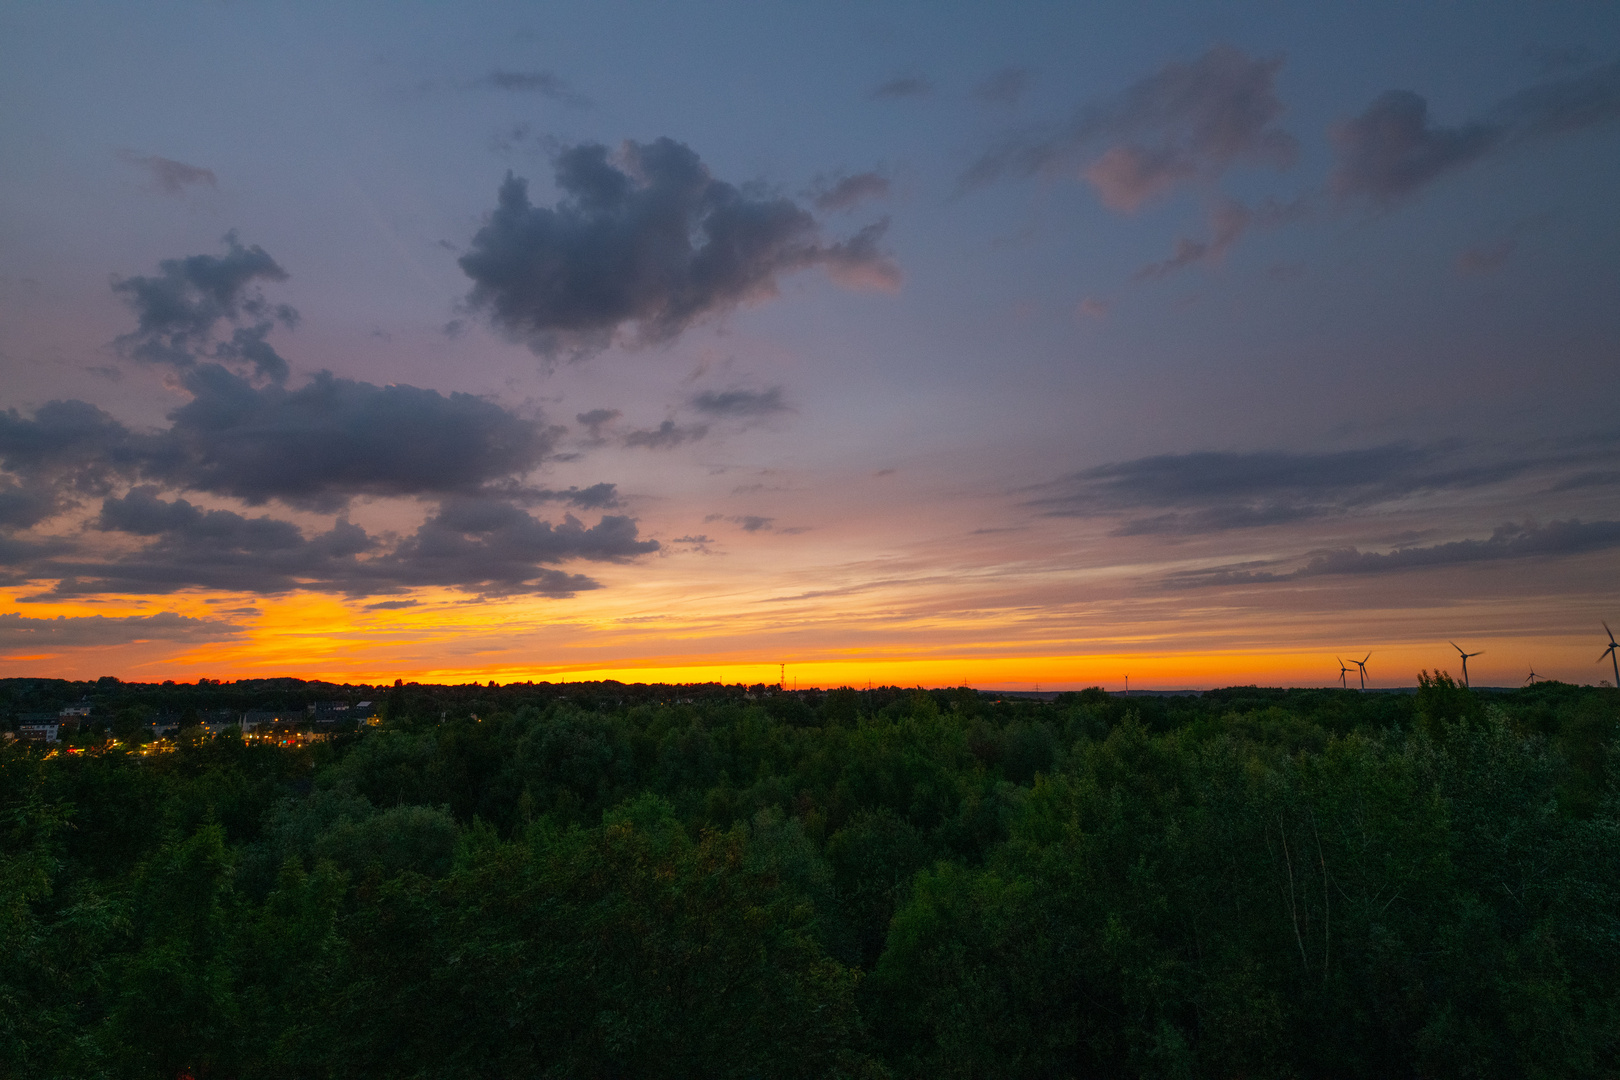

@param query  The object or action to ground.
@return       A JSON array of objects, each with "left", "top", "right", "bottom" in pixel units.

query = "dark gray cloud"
[
  {"left": 0, "top": 481, "right": 60, "bottom": 531},
  {"left": 1027, "top": 442, "right": 1582, "bottom": 534},
  {"left": 35, "top": 489, "right": 655, "bottom": 599},
  {"left": 1331, "top": 60, "right": 1620, "bottom": 203},
  {"left": 144, "top": 365, "right": 557, "bottom": 511},
  {"left": 870, "top": 76, "right": 932, "bottom": 100},
  {"left": 965, "top": 45, "right": 1296, "bottom": 211},
  {"left": 0, "top": 241, "right": 661, "bottom": 602},
  {"left": 689, "top": 386, "right": 789, "bottom": 418},
  {"left": 526, "top": 483, "right": 621, "bottom": 510},
  {"left": 574, "top": 408, "right": 621, "bottom": 445},
  {"left": 1169, "top": 519, "right": 1620, "bottom": 587},
  {"left": 116, "top": 150, "right": 218, "bottom": 194},
  {"left": 480, "top": 69, "right": 590, "bottom": 106},
  {"left": 367, "top": 498, "right": 656, "bottom": 596},
  {"left": 811, "top": 171, "right": 891, "bottom": 212},
  {"left": 975, "top": 67, "right": 1029, "bottom": 107},
  {"left": 623, "top": 420, "right": 708, "bottom": 450},
  {"left": 39, "top": 487, "right": 376, "bottom": 597},
  {"left": 0, "top": 610, "right": 242, "bottom": 649},
  {"left": 458, "top": 138, "right": 900, "bottom": 358},
  {"left": 112, "top": 232, "right": 297, "bottom": 381},
  {"left": 0, "top": 367, "right": 568, "bottom": 521},
  {"left": 0, "top": 398, "right": 140, "bottom": 527},
  {"left": 364, "top": 599, "right": 418, "bottom": 610}
]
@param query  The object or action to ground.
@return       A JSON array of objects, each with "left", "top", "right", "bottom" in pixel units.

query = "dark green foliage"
[{"left": 1, "top": 677, "right": 1616, "bottom": 1077}]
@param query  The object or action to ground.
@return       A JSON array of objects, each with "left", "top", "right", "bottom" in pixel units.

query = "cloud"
[
  {"left": 1135, "top": 196, "right": 1252, "bottom": 278},
  {"left": 117, "top": 150, "right": 217, "bottom": 194},
  {"left": 1329, "top": 91, "right": 1500, "bottom": 204},
  {"left": 1169, "top": 519, "right": 1620, "bottom": 587},
  {"left": 0, "top": 398, "right": 137, "bottom": 522},
  {"left": 964, "top": 45, "right": 1296, "bottom": 208},
  {"left": 576, "top": 408, "right": 621, "bottom": 433},
  {"left": 0, "top": 611, "right": 243, "bottom": 649},
  {"left": 0, "top": 366, "right": 567, "bottom": 520},
  {"left": 1028, "top": 442, "right": 1553, "bottom": 533},
  {"left": 975, "top": 67, "right": 1029, "bottom": 107},
  {"left": 689, "top": 386, "right": 790, "bottom": 418},
  {"left": 623, "top": 420, "right": 708, "bottom": 450},
  {"left": 37, "top": 487, "right": 377, "bottom": 596},
  {"left": 458, "top": 139, "right": 902, "bottom": 359},
  {"left": 363, "top": 498, "right": 656, "bottom": 596},
  {"left": 36, "top": 489, "right": 655, "bottom": 599},
  {"left": 705, "top": 514, "right": 773, "bottom": 533},
  {"left": 364, "top": 599, "right": 418, "bottom": 610},
  {"left": 811, "top": 171, "right": 891, "bottom": 212},
  {"left": 819, "top": 218, "right": 903, "bottom": 292},
  {"left": 1331, "top": 60, "right": 1620, "bottom": 203},
  {"left": 574, "top": 408, "right": 621, "bottom": 445},
  {"left": 144, "top": 365, "right": 558, "bottom": 511},
  {"left": 670, "top": 534, "right": 712, "bottom": 544},
  {"left": 479, "top": 69, "right": 590, "bottom": 106},
  {"left": 523, "top": 483, "right": 621, "bottom": 510},
  {"left": 112, "top": 232, "right": 297, "bottom": 381},
  {"left": 0, "top": 242, "right": 662, "bottom": 603},
  {"left": 870, "top": 76, "right": 932, "bottom": 100}
]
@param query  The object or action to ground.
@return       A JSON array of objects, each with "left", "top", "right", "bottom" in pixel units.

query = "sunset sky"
[{"left": 2, "top": 2, "right": 1618, "bottom": 689}]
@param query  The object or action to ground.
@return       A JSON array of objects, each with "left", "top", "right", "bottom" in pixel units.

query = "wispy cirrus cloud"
[
  {"left": 964, "top": 44, "right": 1296, "bottom": 209},
  {"left": 116, "top": 150, "right": 218, "bottom": 194},
  {"left": 0, "top": 610, "right": 243, "bottom": 649},
  {"left": 1028, "top": 438, "right": 1620, "bottom": 536},
  {"left": 1167, "top": 519, "right": 1620, "bottom": 588}
]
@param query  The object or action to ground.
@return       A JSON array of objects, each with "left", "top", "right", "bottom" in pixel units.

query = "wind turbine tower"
[
  {"left": 1601, "top": 623, "right": 1620, "bottom": 686},
  {"left": 1451, "top": 642, "right": 1484, "bottom": 689},
  {"left": 1350, "top": 653, "right": 1370, "bottom": 690}
]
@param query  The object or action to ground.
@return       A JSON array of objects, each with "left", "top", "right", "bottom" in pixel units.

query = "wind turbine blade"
[
  {"left": 1362, "top": 653, "right": 1371, "bottom": 663},
  {"left": 1606, "top": 621, "right": 1616, "bottom": 644},
  {"left": 1450, "top": 642, "right": 1463, "bottom": 654}
]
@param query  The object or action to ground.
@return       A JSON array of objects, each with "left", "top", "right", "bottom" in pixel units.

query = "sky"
[{"left": 1, "top": 1, "right": 1618, "bottom": 690}]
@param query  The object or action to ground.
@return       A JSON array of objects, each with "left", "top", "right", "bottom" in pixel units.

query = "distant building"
[
  {"left": 19, "top": 716, "right": 60, "bottom": 742},
  {"left": 243, "top": 710, "right": 291, "bottom": 732}
]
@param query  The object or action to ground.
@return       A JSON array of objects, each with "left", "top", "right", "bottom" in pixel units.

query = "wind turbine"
[
  {"left": 1600, "top": 622, "right": 1620, "bottom": 687},
  {"left": 1524, "top": 668, "right": 1541, "bottom": 686},
  {"left": 1451, "top": 642, "right": 1484, "bottom": 688},
  {"left": 1336, "top": 657, "right": 1351, "bottom": 689},
  {"left": 1350, "top": 653, "right": 1370, "bottom": 690}
]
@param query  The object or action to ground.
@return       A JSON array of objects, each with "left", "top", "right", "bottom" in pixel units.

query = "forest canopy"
[{"left": 3, "top": 675, "right": 1617, "bottom": 1079}]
